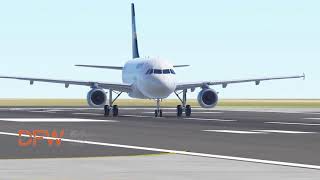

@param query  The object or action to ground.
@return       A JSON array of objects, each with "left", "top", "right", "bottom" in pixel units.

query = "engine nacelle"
[
  {"left": 197, "top": 88, "right": 219, "bottom": 108},
  {"left": 87, "top": 88, "right": 107, "bottom": 108}
]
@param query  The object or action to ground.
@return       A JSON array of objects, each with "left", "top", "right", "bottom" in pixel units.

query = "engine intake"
[
  {"left": 197, "top": 88, "right": 218, "bottom": 108},
  {"left": 87, "top": 88, "right": 107, "bottom": 107}
]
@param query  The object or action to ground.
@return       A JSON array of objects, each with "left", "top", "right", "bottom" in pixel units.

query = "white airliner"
[{"left": 0, "top": 3, "right": 305, "bottom": 117}]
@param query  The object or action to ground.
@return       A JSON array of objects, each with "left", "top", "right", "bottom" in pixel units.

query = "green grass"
[{"left": 0, "top": 99, "right": 320, "bottom": 108}]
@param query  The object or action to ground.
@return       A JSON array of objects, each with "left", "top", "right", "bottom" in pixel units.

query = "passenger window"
[
  {"left": 163, "top": 69, "right": 170, "bottom": 74},
  {"left": 170, "top": 69, "right": 176, "bottom": 74},
  {"left": 154, "top": 69, "right": 162, "bottom": 74}
]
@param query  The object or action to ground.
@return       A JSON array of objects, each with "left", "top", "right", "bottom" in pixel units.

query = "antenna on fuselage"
[{"left": 131, "top": 3, "right": 140, "bottom": 59}]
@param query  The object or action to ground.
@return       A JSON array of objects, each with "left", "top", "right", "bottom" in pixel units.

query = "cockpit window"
[
  {"left": 146, "top": 69, "right": 176, "bottom": 75},
  {"left": 154, "top": 69, "right": 162, "bottom": 74},
  {"left": 163, "top": 69, "right": 170, "bottom": 74}
]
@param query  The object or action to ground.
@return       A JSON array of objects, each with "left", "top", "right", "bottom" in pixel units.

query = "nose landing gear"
[{"left": 154, "top": 99, "right": 163, "bottom": 117}]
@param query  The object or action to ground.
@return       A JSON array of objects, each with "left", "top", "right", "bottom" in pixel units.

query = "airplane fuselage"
[{"left": 122, "top": 58, "right": 176, "bottom": 99}]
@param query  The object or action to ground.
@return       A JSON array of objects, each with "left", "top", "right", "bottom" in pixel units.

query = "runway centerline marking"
[
  {"left": 265, "top": 122, "right": 320, "bottom": 126},
  {"left": 0, "top": 118, "right": 118, "bottom": 122},
  {"left": 185, "top": 118, "right": 237, "bottom": 122},
  {"left": 0, "top": 131, "right": 319, "bottom": 170},
  {"left": 203, "top": 130, "right": 265, "bottom": 134},
  {"left": 253, "top": 130, "right": 316, "bottom": 134}
]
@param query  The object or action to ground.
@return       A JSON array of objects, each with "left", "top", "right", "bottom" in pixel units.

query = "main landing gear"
[
  {"left": 104, "top": 89, "right": 122, "bottom": 117},
  {"left": 175, "top": 89, "right": 192, "bottom": 117}
]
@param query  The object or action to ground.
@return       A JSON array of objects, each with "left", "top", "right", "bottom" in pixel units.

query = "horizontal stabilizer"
[
  {"left": 173, "top": 65, "right": 190, "bottom": 68},
  {"left": 75, "top": 64, "right": 123, "bottom": 70}
]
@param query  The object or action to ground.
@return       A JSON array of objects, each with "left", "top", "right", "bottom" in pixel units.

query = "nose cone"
[{"left": 140, "top": 75, "right": 176, "bottom": 98}]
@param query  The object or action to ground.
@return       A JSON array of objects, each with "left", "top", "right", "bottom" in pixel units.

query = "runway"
[{"left": 0, "top": 107, "right": 320, "bottom": 168}]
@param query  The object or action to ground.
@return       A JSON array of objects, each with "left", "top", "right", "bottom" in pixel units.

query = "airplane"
[{"left": 0, "top": 3, "right": 305, "bottom": 117}]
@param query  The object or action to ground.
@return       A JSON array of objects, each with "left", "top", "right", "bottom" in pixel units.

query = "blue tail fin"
[{"left": 131, "top": 3, "right": 140, "bottom": 59}]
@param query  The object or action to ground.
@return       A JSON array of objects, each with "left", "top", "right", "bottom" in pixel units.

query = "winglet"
[
  {"left": 302, "top": 73, "right": 306, "bottom": 80},
  {"left": 131, "top": 3, "right": 140, "bottom": 59}
]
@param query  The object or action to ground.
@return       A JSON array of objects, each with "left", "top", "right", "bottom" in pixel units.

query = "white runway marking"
[
  {"left": 254, "top": 130, "right": 316, "bottom": 134},
  {"left": 0, "top": 118, "right": 118, "bottom": 122},
  {"left": 216, "top": 109, "right": 320, "bottom": 114},
  {"left": 305, "top": 112, "right": 320, "bottom": 115},
  {"left": 43, "top": 110, "right": 68, "bottom": 112},
  {"left": 8, "top": 108, "right": 97, "bottom": 111},
  {"left": 122, "top": 115, "right": 155, "bottom": 118},
  {"left": 304, "top": 118, "right": 320, "bottom": 120},
  {"left": 143, "top": 111, "right": 222, "bottom": 114},
  {"left": 191, "top": 112, "right": 223, "bottom": 114},
  {"left": 29, "top": 111, "right": 57, "bottom": 113},
  {"left": 265, "top": 122, "right": 320, "bottom": 126},
  {"left": 204, "top": 129, "right": 317, "bottom": 134},
  {"left": 72, "top": 113, "right": 102, "bottom": 116},
  {"left": 1, "top": 131, "right": 319, "bottom": 170},
  {"left": 185, "top": 118, "right": 237, "bottom": 122},
  {"left": 203, "top": 130, "right": 265, "bottom": 134},
  {"left": 121, "top": 108, "right": 220, "bottom": 110}
]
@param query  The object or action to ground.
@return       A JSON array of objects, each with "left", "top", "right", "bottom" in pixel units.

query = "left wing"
[
  {"left": 176, "top": 74, "right": 305, "bottom": 91},
  {"left": 0, "top": 76, "right": 132, "bottom": 92},
  {"left": 75, "top": 64, "right": 123, "bottom": 70}
]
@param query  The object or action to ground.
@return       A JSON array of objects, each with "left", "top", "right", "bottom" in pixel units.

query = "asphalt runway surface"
[{"left": 0, "top": 107, "right": 320, "bottom": 167}]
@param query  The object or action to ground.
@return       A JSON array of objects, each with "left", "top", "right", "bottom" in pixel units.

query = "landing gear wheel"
[
  {"left": 112, "top": 105, "right": 119, "bottom": 117},
  {"left": 104, "top": 105, "right": 110, "bottom": 117},
  {"left": 177, "top": 105, "right": 182, "bottom": 117},
  {"left": 185, "top": 105, "right": 191, "bottom": 117},
  {"left": 155, "top": 110, "right": 158, "bottom": 117},
  {"left": 154, "top": 109, "right": 163, "bottom": 117}
]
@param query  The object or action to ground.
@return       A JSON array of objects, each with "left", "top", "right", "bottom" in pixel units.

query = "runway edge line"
[{"left": 0, "top": 131, "right": 320, "bottom": 170}]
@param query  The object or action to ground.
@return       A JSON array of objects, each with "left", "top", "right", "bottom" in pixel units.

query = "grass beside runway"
[{"left": 0, "top": 99, "right": 320, "bottom": 108}]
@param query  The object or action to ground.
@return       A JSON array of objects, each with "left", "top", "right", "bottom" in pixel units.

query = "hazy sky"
[{"left": 0, "top": 0, "right": 318, "bottom": 99}]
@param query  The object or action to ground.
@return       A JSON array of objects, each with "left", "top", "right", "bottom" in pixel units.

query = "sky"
[{"left": 0, "top": 0, "right": 318, "bottom": 99}]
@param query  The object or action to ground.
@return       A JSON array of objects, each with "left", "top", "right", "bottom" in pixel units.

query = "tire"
[
  {"left": 185, "top": 105, "right": 191, "bottom": 117},
  {"left": 112, "top": 105, "right": 119, "bottom": 117},
  {"left": 177, "top": 105, "right": 182, "bottom": 117},
  {"left": 104, "top": 105, "right": 110, "bottom": 116},
  {"left": 159, "top": 109, "right": 163, "bottom": 117},
  {"left": 155, "top": 110, "right": 158, "bottom": 117}
]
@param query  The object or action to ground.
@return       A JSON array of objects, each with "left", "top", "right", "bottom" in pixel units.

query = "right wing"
[
  {"left": 173, "top": 65, "right": 190, "bottom": 68},
  {"left": 0, "top": 76, "right": 131, "bottom": 92}
]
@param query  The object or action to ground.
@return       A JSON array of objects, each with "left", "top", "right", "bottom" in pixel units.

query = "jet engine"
[
  {"left": 197, "top": 88, "right": 219, "bottom": 108},
  {"left": 87, "top": 88, "right": 107, "bottom": 107}
]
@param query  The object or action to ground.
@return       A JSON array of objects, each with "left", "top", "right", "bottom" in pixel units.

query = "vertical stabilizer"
[{"left": 131, "top": 3, "right": 140, "bottom": 59}]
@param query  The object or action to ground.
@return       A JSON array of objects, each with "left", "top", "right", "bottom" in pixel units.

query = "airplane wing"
[
  {"left": 75, "top": 64, "right": 123, "bottom": 70},
  {"left": 173, "top": 65, "right": 190, "bottom": 68},
  {"left": 175, "top": 74, "right": 305, "bottom": 91},
  {"left": 0, "top": 76, "right": 132, "bottom": 92}
]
